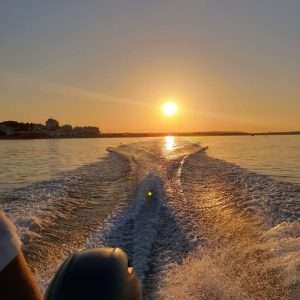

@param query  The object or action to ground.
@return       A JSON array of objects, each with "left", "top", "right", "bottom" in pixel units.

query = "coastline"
[{"left": 0, "top": 131, "right": 299, "bottom": 140}]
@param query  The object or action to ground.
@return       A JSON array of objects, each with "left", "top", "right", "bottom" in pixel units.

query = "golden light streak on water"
[{"left": 165, "top": 136, "right": 176, "bottom": 151}]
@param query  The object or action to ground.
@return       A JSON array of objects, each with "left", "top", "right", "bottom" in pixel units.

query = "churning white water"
[{"left": 0, "top": 137, "right": 299, "bottom": 299}]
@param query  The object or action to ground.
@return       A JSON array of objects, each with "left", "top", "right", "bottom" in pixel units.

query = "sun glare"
[
  {"left": 165, "top": 136, "right": 175, "bottom": 151},
  {"left": 162, "top": 102, "right": 178, "bottom": 117}
]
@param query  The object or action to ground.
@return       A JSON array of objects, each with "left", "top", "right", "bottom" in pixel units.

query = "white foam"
[
  {"left": 156, "top": 150, "right": 300, "bottom": 299},
  {"left": 2, "top": 139, "right": 299, "bottom": 298}
]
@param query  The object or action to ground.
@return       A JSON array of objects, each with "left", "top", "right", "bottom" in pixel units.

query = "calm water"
[
  {"left": 0, "top": 138, "right": 154, "bottom": 195},
  {"left": 190, "top": 135, "right": 300, "bottom": 184},
  {"left": 0, "top": 136, "right": 299, "bottom": 197}
]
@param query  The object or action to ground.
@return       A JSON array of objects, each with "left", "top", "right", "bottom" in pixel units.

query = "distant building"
[
  {"left": 46, "top": 118, "right": 59, "bottom": 131},
  {"left": 0, "top": 119, "right": 101, "bottom": 138},
  {"left": 32, "top": 124, "right": 45, "bottom": 132},
  {"left": 55, "top": 124, "right": 73, "bottom": 137},
  {"left": 61, "top": 124, "right": 72, "bottom": 131},
  {"left": 73, "top": 126, "right": 100, "bottom": 137},
  {"left": 0, "top": 124, "right": 15, "bottom": 136}
]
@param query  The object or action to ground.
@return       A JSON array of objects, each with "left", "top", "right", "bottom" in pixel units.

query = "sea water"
[{"left": 0, "top": 136, "right": 299, "bottom": 299}]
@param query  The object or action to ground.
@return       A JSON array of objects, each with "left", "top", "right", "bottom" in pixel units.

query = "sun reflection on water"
[{"left": 165, "top": 136, "right": 175, "bottom": 151}]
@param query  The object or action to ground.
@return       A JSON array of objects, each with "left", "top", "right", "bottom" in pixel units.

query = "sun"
[{"left": 162, "top": 101, "right": 178, "bottom": 117}]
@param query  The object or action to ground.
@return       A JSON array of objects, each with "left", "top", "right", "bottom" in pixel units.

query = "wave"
[
  {"left": 157, "top": 150, "right": 300, "bottom": 299},
  {"left": 1, "top": 139, "right": 299, "bottom": 299},
  {"left": 2, "top": 151, "right": 134, "bottom": 287}
]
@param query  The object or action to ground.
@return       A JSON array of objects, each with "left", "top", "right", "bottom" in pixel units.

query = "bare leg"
[
  {"left": 0, "top": 211, "right": 42, "bottom": 299},
  {"left": 0, "top": 253, "right": 42, "bottom": 300}
]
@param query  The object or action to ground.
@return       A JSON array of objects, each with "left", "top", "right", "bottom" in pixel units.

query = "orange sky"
[{"left": 1, "top": 1, "right": 300, "bottom": 133}]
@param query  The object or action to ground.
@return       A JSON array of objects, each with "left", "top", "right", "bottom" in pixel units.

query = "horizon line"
[{"left": 100, "top": 131, "right": 300, "bottom": 136}]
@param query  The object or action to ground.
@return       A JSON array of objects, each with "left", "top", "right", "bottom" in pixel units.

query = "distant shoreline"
[
  {"left": 0, "top": 131, "right": 299, "bottom": 140},
  {"left": 1, "top": 119, "right": 299, "bottom": 139}
]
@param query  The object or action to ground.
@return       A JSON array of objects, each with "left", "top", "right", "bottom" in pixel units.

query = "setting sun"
[{"left": 162, "top": 102, "right": 178, "bottom": 117}]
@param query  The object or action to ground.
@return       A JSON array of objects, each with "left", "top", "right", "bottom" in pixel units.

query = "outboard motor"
[{"left": 45, "top": 248, "right": 142, "bottom": 300}]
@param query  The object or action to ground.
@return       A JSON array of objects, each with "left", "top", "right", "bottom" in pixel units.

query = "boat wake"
[{"left": 1, "top": 139, "right": 299, "bottom": 299}]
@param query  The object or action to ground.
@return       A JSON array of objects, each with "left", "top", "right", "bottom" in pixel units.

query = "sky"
[{"left": 1, "top": 0, "right": 300, "bottom": 133}]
